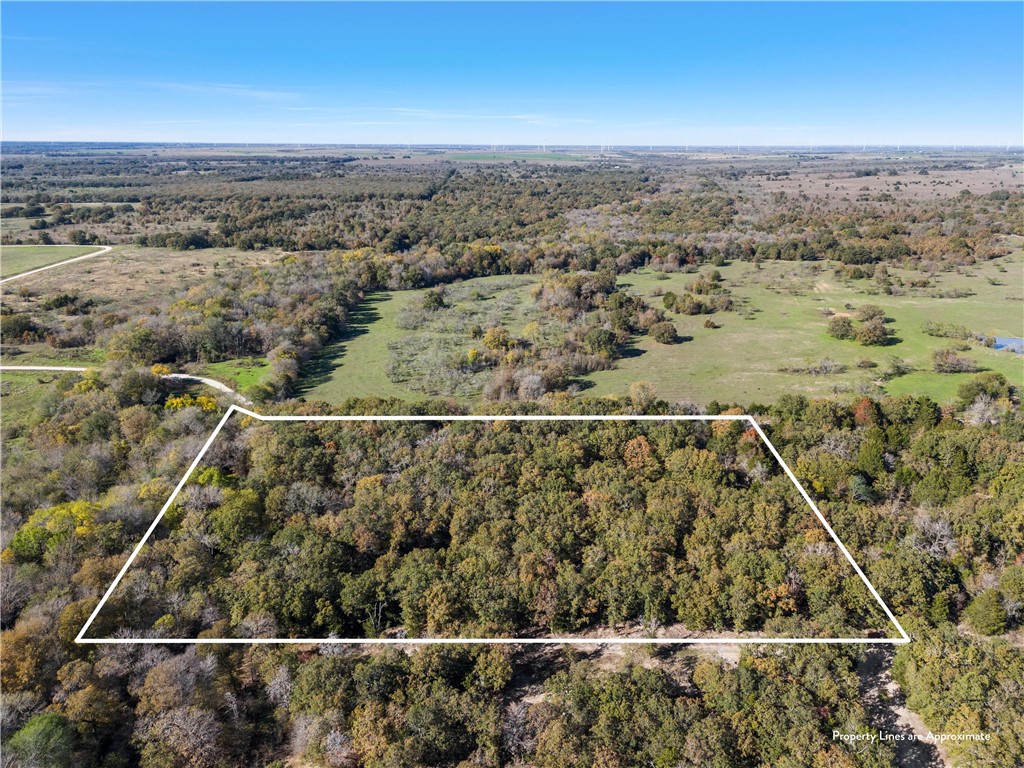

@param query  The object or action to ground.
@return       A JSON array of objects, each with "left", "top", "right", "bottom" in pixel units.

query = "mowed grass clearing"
[
  {"left": 197, "top": 358, "right": 272, "bottom": 392},
  {"left": 584, "top": 250, "right": 1023, "bottom": 405},
  {"left": 0, "top": 245, "right": 105, "bottom": 278},
  {"left": 297, "top": 290, "right": 429, "bottom": 403}
]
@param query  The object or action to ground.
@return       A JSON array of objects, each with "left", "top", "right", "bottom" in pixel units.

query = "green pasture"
[
  {"left": 0, "top": 343, "right": 105, "bottom": 368},
  {"left": 0, "top": 370, "right": 66, "bottom": 440},
  {"left": 584, "top": 251, "right": 1023, "bottom": 406},
  {"left": 0, "top": 245, "right": 103, "bottom": 278},
  {"left": 296, "top": 290, "right": 429, "bottom": 403},
  {"left": 295, "top": 249, "right": 1022, "bottom": 407}
]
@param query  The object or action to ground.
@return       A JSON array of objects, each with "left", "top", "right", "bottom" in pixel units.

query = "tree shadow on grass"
[
  {"left": 295, "top": 294, "right": 389, "bottom": 392},
  {"left": 867, "top": 334, "right": 903, "bottom": 347},
  {"left": 619, "top": 341, "right": 647, "bottom": 359},
  {"left": 569, "top": 378, "right": 597, "bottom": 392}
]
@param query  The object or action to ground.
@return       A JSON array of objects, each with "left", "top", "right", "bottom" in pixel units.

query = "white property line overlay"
[{"left": 77, "top": 405, "right": 910, "bottom": 646}]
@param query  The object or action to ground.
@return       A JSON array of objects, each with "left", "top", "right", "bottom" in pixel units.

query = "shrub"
[
  {"left": 882, "top": 357, "right": 913, "bottom": 379},
  {"left": 675, "top": 294, "right": 707, "bottom": 315},
  {"left": 921, "top": 320, "right": 972, "bottom": 339},
  {"left": 648, "top": 322, "right": 678, "bottom": 344},
  {"left": 932, "top": 348, "right": 979, "bottom": 373},
  {"left": 827, "top": 316, "right": 854, "bottom": 340},
  {"left": 855, "top": 317, "right": 891, "bottom": 346},
  {"left": 0, "top": 314, "right": 43, "bottom": 343},
  {"left": 482, "top": 326, "right": 512, "bottom": 352},
  {"left": 854, "top": 304, "right": 886, "bottom": 322},
  {"left": 422, "top": 287, "right": 446, "bottom": 311}
]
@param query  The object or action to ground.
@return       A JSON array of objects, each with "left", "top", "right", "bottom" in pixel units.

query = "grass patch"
[
  {"left": 198, "top": 357, "right": 271, "bottom": 391},
  {"left": 0, "top": 245, "right": 103, "bottom": 278},
  {"left": 1, "top": 245, "right": 281, "bottom": 321},
  {"left": 0, "top": 370, "right": 65, "bottom": 441},
  {"left": 0, "top": 343, "right": 105, "bottom": 368}
]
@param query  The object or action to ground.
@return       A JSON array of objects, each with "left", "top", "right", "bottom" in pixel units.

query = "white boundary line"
[
  {"left": 0, "top": 245, "right": 113, "bottom": 284},
  {"left": 77, "top": 405, "right": 910, "bottom": 645}
]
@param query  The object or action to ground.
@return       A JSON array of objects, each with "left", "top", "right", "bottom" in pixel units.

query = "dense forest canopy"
[{"left": 87, "top": 415, "right": 893, "bottom": 641}]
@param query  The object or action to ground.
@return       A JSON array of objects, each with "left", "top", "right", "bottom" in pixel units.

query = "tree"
[
  {"left": 957, "top": 372, "right": 1010, "bottom": 407},
  {"left": 136, "top": 707, "right": 223, "bottom": 768},
  {"left": 584, "top": 327, "right": 618, "bottom": 358},
  {"left": 856, "top": 426, "right": 887, "bottom": 478},
  {"left": 209, "top": 489, "right": 264, "bottom": 547},
  {"left": 8, "top": 713, "right": 75, "bottom": 768},
  {"left": 963, "top": 589, "right": 1006, "bottom": 635}
]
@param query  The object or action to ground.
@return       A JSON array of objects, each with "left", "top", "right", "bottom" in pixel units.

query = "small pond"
[{"left": 993, "top": 337, "right": 1024, "bottom": 354}]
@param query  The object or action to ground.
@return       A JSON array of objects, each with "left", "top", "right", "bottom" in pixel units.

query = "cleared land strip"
[
  {"left": 0, "top": 365, "right": 252, "bottom": 405},
  {"left": 0, "top": 245, "right": 112, "bottom": 283}
]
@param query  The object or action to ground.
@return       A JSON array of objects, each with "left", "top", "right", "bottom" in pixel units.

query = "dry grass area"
[{"left": 1, "top": 244, "right": 282, "bottom": 312}]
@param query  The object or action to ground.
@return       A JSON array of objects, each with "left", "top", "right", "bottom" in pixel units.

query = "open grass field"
[
  {"left": 0, "top": 245, "right": 104, "bottom": 278},
  {"left": 297, "top": 275, "right": 542, "bottom": 403},
  {"left": 297, "top": 248, "right": 1022, "bottom": 407},
  {"left": 0, "top": 343, "right": 105, "bottom": 368},
  {"left": 297, "top": 290, "right": 430, "bottom": 402},
  {"left": 583, "top": 249, "right": 1023, "bottom": 406}
]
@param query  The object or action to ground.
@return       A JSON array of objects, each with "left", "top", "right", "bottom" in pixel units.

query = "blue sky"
[{"left": 2, "top": 2, "right": 1021, "bottom": 145}]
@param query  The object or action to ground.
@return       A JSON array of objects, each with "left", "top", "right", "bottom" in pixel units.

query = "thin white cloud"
[
  {"left": 149, "top": 81, "right": 300, "bottom": 101},
  {"left": 2, "top": 80, "right": 102, "bottom": 97}
]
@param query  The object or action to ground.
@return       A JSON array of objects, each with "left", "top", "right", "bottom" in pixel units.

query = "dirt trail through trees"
[{"left": 858, "top": 648, "right": 951, "bottom": 768}]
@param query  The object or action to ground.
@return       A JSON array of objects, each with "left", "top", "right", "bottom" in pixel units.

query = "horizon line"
[{"left": 3, "top": 140, "right": 1022, "bottom": 149}]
